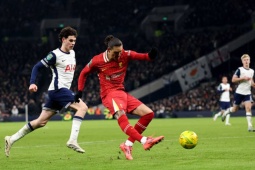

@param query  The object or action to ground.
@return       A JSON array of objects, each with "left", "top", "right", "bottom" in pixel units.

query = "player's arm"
[
  {"left": 129, "top": 47, "right": 158, "bottom": 61},
  {"left": 29, "top": 52, "right": 56, "bottom": 93},
  {"left": 217, "top": 84, "right": 224, "bottom": 93},
  {"left": 232, "top": 69, "right": 250, "bottom": 83},
  {"left": 75, "top": 59, "right": 96, "bottom": 102},
  {"left": 251, "top": 79, "right": 255, "bottom": 88},
  {"left": 29, "top": 62, "right": 44, "bottom": 92}
]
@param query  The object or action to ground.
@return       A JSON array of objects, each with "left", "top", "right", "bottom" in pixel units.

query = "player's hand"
[
  {"left": 243, "top": 76, "right": 251, "bottom": 81},
  {"left": 29, "top": 84, "right": 38, "bottom": 92},
  {"left": 74, "top": 91, "right": 83, "bottom": 103},
  {"left": 148, "top": 47, "right": 158, "bottom": 60}
]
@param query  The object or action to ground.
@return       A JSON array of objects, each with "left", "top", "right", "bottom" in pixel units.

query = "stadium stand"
[{"left": 1, "top": 0, "right": 255, "bottom": 118}]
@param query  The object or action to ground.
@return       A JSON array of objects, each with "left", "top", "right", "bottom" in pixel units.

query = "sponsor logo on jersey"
[
  {"left": 65, "top": 64, "right": 76, "bottom": 72},
  {"left": 105, "top": 72, "right": 123, "bottom": 80}
]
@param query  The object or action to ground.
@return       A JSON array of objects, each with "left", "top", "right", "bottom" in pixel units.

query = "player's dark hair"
[
  {"left": 58, "top": 26, "right": 78, "bottom": 42},
  {"left": 104, "top": 35, "right": 122, "bottom": 49}
]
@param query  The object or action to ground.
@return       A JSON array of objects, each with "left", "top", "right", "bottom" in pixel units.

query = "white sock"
[
  {"left": 69, "top": 117, "right": 82, "bottom": 141},
  {"left": 246, "top": 112, "right": 253, "bottom": 127},
  {"left": 223, "top": 107, "right": 232, "bottom": 116},
  {"left": 10, "top": 124, "right": 33, "bottom": 144},
  {"left": 213, "top": 111, "right": 222, "bottom": 120},
  {"left": 125, "top": 140, "right": 134, "bottom": 146},
  {"left": 225, "top": 114, "right": 230, "bottom": 124},
  {"left": 140, "top": 137, "right": 147, "bottom": 145}
]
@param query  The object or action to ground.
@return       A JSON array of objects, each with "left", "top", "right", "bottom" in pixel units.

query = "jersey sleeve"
[
  {"left": 78, "top": 58, "right": 97, "bottom": 91},
  {"left": 234, "top": 68, "right": 240, "bottom": 77},
  {"left": 41, "top": 52, "right": 56, "bottom": 67},
  {"left": 30, "top": 52, "right": 56, "bottom": 84},
  {"left": 126, "top": 50, "right": 151, "bottom": 61},
  {"left": 29, "top": 61, "right": 45, "bottom": 84},
  {"left": 217, "top": 84, "right": 224, "bottom": 93}
]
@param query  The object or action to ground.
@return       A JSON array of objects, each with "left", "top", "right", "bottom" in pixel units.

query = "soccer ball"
[{"left": 179, "top": 130, "right": 198, "bottom": 149}]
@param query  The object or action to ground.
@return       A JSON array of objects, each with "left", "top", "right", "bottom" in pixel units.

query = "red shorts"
[{"left": 102, "top": 90, "right": 142, "bottom": 115}]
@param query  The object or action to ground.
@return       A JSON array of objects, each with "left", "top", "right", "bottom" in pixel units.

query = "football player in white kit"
[
  {"left": 213, "top": 76, "right": 232, "bottom": 125},
  {"left": 222, "top": 54, "right": 255, "bottom": 132},
  {"left": 4, "top": 27, "right": 88, "bottom": 157}
]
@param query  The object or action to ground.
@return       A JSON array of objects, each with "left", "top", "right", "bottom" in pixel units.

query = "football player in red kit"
[{"left": 76, "top": 35, "right": 164, "bottom": 160}]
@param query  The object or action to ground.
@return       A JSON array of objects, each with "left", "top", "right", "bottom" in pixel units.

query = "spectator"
[{"left": 11, "top": 105, "right": 19, "bottom": 116}]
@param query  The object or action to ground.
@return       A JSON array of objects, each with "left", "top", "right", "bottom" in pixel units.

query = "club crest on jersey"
[
  {"left": 65, "top": 64, "right": 76, "bottom": 72},
  {"left": 46, "top": 53, "right": 53, "bottom": 60},
  {"left": 119, "top": 62, "right": 123, "bottom": 68}
]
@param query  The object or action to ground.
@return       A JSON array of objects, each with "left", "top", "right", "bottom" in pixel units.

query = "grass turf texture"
[{"left": 1, "top": 117, "right": 255, "bottom": 170}]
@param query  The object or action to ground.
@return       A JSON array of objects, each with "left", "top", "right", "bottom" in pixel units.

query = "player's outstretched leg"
[
  {"left": 213, "top": 111, "right": 221, "bottom": 121},
  {"left": 143, "top": 136, "right": 164, "bottom": 150}
]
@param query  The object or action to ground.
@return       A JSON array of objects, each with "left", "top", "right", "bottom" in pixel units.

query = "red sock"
[
  {"left": 118, "top": 114, "right": 143, "bottom": 142},
  {"left": 128, "top": 112, "right": 154, "bottom": 143}
]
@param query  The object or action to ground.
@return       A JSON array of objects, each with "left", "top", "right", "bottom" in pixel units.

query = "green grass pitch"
[{"left": 1, "top": 117, "right": 255, "bottom": 170}]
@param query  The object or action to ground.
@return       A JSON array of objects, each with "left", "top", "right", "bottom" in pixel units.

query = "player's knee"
[
  {"left": 232, "top": 107, "right": 238, "bottom": 112},
  {"left": 145, "top": 112, "right": 154, "bottom": 119},
  {"left": 78, "top": 102, "right": 88, "bottom": 114},
  {"left": 114, "top": 110, "right": 125, "bottom": 119}
]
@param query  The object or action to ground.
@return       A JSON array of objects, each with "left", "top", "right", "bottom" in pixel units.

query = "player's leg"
[
  {"left": 213, "top": 111, "right": 222, "bottom": 121},
  {"left": 222, "top": 94, "right": 240, "bottom": 122},
  {"left": 243, "top": 100, "right": 254, "bottom": 131},
  {"left": 222, "top": 106, "right": 238, "bottom": 122},
  {"left": 126, "top": 103, "right": 154, "bottom": 144},
  {"left": 120, "top": 94, "right": 164, "bottom": 155},
  {"left": 5, "top": 109, "right": 55, "bottom": 157},
  {"left": 126, "top": 97, "right": 154, "bottom": 144},
  {"left": 103, "top": 91, "right": 143, "bottom": 160},
  {"left": 129, "top": 103, "right": 164, "bottom": 150},
  {"left": 224, "top": 102, "right": 231, "bottom": 125},
  {"left": 225, "top": 114, "right": 231, "bottom": 125},
  {"left": 115, "top": 110, "right": 139, "bottom": 160},
  {"left": 54, "top": 88, "right": 88, "bottom": 153},
  {"left": 66, "top": 100, "right": 88, "bottom": 153},
  {"left": 214, "top": 102, "right": 224, "bottom": 121},
  {"left": 103, "top": 91, "right": 143, "bottom": 142}
]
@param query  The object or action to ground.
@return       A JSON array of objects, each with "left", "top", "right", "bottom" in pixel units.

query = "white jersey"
[
  {"left": 41, "top": 48, "right": 76, "bottom": 90},
  {"left": 217, "top": 83, "right": 230, "bottom": 102},
  {"left": 234, "top": 67, "right": 254, "bottom": 95}
]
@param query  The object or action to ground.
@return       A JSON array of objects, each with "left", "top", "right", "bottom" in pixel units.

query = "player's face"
[
  {"left": 108, "top": 46, "right": 123, "bottom": 61},
  {"left": 62, "top": 35, "right": 76, "bottom": 52},
  {"left": 242, "top": 57, "right": 250, "bottom": 68},
  {"left": 222, "top": 77, "right": 227, "bottom": 84}
]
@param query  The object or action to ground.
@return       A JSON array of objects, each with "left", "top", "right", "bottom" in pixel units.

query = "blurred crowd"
[{"left": 1, "top": 0, "right": 255, "bottom": 118}]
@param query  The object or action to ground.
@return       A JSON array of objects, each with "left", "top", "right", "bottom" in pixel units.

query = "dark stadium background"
[{"left": 1, "top": 0, "right": 255, "bottom": 120}]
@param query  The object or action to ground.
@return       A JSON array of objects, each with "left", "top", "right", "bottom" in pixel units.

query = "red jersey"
[{"left": 78, "top": 49, "right": 151, "bottom": 98}]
